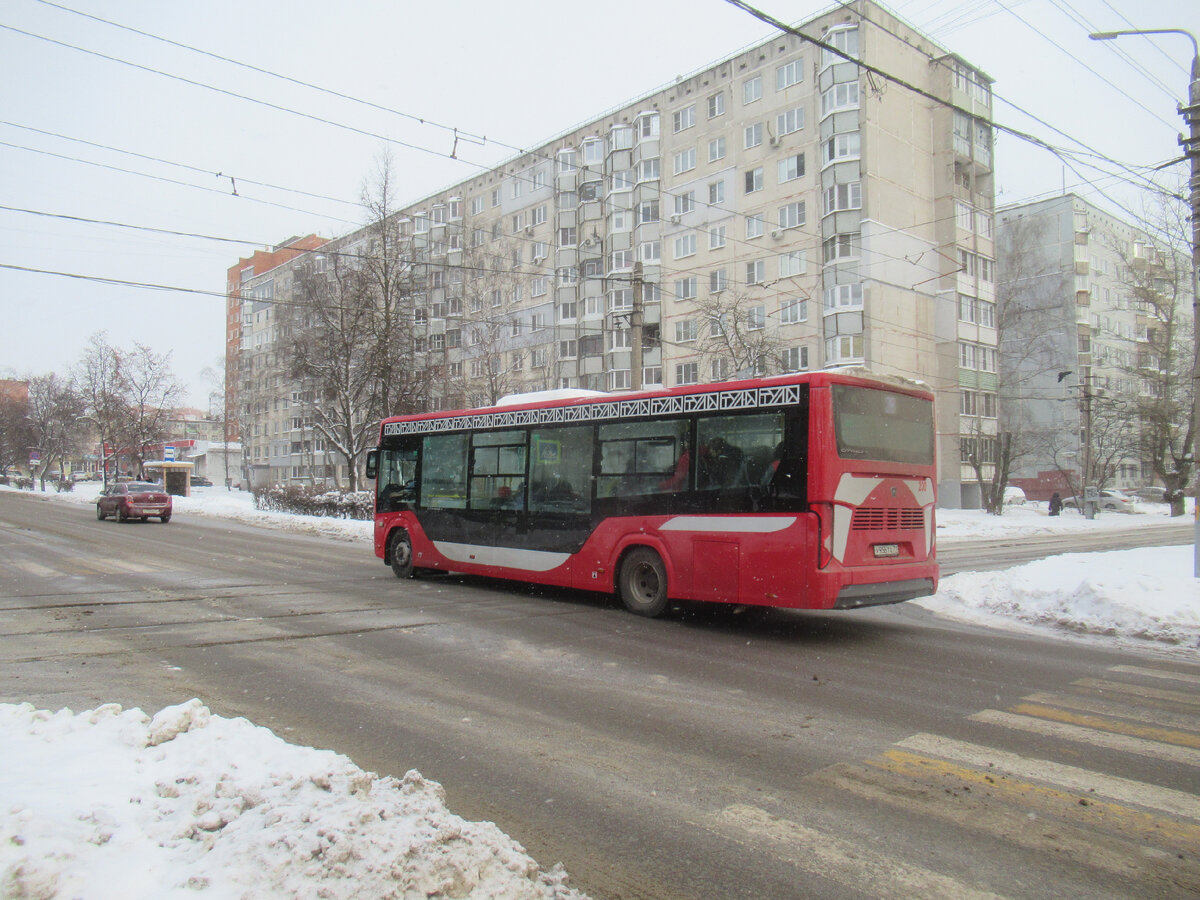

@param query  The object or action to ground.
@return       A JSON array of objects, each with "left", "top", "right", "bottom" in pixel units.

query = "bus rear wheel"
[
  {"left": 619, "top": 547, "right": 669, "bottom": 617},
  {"left": 389, "top": 530, "right": 414, "bottom": 579}
]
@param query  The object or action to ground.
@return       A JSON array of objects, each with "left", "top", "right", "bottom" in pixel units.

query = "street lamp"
[{"left": 1089, "top": 28, "right": 1200, "bottom": 574}]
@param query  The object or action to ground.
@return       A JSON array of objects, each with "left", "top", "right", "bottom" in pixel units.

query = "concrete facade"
[{"left": 229, "top": 1, "right": 998, "bottom": 503}]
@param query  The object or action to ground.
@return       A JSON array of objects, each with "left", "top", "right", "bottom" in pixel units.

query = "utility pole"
[
  {"left": 1089, "top": 29, "right": 1198, "bottom": 571},
  {"left": 631, "top": 261, "right": 644, "bottom": 392},
  {"left": 1081, "top": 376, "right": 1096, "bottom": 520}
]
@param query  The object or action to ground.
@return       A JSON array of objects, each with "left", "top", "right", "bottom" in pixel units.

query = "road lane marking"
[
  {"left": 10, "top": 560, "right": 57, "bottom": 576},
  {"left": 1110, "top": 665, "right": 1200, "bottom": 686},
  {"left": 1008, "top": 702, "right": 1200, "bottom": 749},
  {"left": 713, "top": 803, "right": 1008, "bottom": 900},
  {"left": 896, "top": 733, "right": 1200, "bottom": 820},
  {"left": 970, "top": 710, "right": 1200, "bottom": 767}
]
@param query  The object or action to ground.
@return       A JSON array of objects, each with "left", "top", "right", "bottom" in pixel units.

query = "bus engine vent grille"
[{"left": 850, "top": 507, "right": 924, "bottom": 531}]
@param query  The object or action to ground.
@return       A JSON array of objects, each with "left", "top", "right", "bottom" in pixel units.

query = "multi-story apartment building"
[
  {"left": 997, "top": 193, "right": 1194, "bottom": 498},
  {"left": 229, "top": 1, "right": 999, "bottom": 505}
]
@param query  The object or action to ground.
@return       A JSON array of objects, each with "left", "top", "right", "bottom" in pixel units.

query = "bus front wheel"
[
  {"left": 389, "top": 531, "right": 414, "bottom": 579},
  {"left": 619, "top": 547, "right": 669, "bottom": 617}
]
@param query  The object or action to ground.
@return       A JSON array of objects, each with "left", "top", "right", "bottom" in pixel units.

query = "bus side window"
[
  {"left": 697, "top": 413, "right": 784, "bottom": 490},
  {"left": 529, "top": 426, "right": 592, "bottom": 514},
  {"left": 420, "top": 433, "right": 469, "bottom": 509},
  {"left": 597, "top": 419, "right": 688, "bottom": 496},
  {"left": 470, "top": 431, "right": 527, "bottom": 511}
]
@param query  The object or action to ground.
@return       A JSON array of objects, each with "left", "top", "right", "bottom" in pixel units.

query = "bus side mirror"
[{"left": 365, "top": 450, "right": 379, "bottom": 480}]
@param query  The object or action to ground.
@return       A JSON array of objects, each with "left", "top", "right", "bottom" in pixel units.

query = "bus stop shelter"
[{"left": 143, "top": 460, "right": 194, "bottom": 497}]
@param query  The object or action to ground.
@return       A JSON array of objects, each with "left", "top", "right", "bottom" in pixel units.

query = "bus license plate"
[{"left": 873, "top": 543, "right": 899, "bottom": 558}]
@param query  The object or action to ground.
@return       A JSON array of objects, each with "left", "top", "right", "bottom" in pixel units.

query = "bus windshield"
[{"left": 832, "top": 384, "right": 934, "bottom": 466}]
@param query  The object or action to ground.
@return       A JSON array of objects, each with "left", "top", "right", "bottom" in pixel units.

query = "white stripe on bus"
[
  {"left": 659, "top": 516, "right": 797, "bottom": 533},
  {"left": 432, "top": 542, "right": 571, "bottom": 572}
]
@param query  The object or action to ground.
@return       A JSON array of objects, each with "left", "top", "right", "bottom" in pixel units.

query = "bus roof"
[{"left": 380, "top": 370, "right": 933, "bottom": 432}]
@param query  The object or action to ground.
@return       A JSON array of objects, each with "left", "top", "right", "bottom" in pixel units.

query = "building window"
[
  {"left": 612, "top": 249, "right": 633, "bottom": 271},
  {"left": 673, "top": 105, "right": 696, "bottom": 133},
  {"left": 638, "top": 158, "right": 661, "bottom": 181},
  {"left": 674, "top": 191, "right": 696, "bottom": 215},
  {"left": 674, "top": 148, "right": 697, "bottom": 174},
  {"left": 674, "top": 234, "right": 697, "bottom": 259},
  {"left": 779, "top": 201, "right": 806, "bottom": 230},
  {"left": 746, "top": 214, "right": 765, "bottom": 239},
  {"left": 708, "top": 92, "right": 725, "bottom": 118},
  {"left": 676, "top": 362, "right": 699, "bottom": 385},
  {"left": 709, "top": 137, "right": 726, "bottom": 162},
  {"left": 560, "top": 340, "right": 577, "bottom": 359},
  {"left": 709, "top": 225, "right": 727, "bottom": 249},
  {"left": 709, "top": 181, "right": 726, "bottom": 205},
  {"left": 778, "top": 251, "right": 807, "bottom": 278},
  {"left": 745, "top": 167, "right": 764, "bottom": 193},
  {"left": 823, "top": 182, "right": 862, "bottom": 214},
  {"left": 609, "top": 125, "right": 633, "bottom": 151},
  {"left": 675, "top": 319, "right": 698, "bottom": 343},
  {"left": 823, "top": 232, "right": 860, "bottom": 263},
  {"left": 559, "top": 226, "right": 577, "bottom": 247},
  {"left": 470, "top": 196, "right": 485, "bottom": 215},
  {"left": 609, "top": 369, "right": 631, "bottom": 390},
  {"left": 821, "top": 81, "right": 859, "bottom": 116},
  {"left": 780, "top": 298, "right": 807, "bottom": 324},
  {"left": 776, "top": 59, "right": 803, "bottom": 90},
  {"left": 782, "top": 346, "right": 809, "bottom": 371},
  {"left": 824, "top": 283, "right": 863, "bottom": 310},
  {"left": 638, "top": 200, "right": 660, "bottom": 224},
  {"left": 675, "top": 277, "right": 697, "bottom": 300},
  {"left": 610, "top": 208, "right": 631, "bottom": 232},
  {"left": 777, "top": 106, "right": 805, "bottom": 136},
  {"left": 558, "top": 149, "right": 578, "bottom": 174},
  {"left": 744, "top": 122, "right": 763, "bottom": 149},
  {"left": 747, "top": 304, "right": 765, "bottom": 329},
  {"left": 582, "top": 138, "right": 604, "bottom": 165},
  {"left": 610, "top": 327, "right": 631, "bottom": 348},
  {"left": 637, "top": 112, "right": 660, "bottom": 139},
  {"left": 778, "top": 153, "right": 806, "bottom": 183},
  {"left": 710, "top": 269, "right": 727, "bottom": 293},
  {"left": 746, "top": 261, "right": 765, "bottom": 286},
  {"left": 826, "top": 334, "right": 864, "bottom": 364},
  {"left": 640, "top": 241, "right": 661, "bottom": 263},
  {"left": 824, "top": 132, "right": 861, "bottom": 165},
  {"left": 743, "top": 75, "right": 762, "bottom": 104},
  {"left": 821, "top": 26, "right": 859, "bottom": 67}
]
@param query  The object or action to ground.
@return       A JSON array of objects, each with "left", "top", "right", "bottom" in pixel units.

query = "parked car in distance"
[
  {"left": 190, "top": 475, "right": 213, "bottom": 487},
  {"left": 1131, "top": 486, "right": 1167, "bottom": 503},
  {"left": 96, "top": 482, "right": 172, "bottom": 523},
  {"left": 1062, "top": 489, "right": 1136, "bottom": 513}
]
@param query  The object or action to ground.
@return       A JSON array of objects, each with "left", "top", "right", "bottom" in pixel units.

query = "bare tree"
[
  {"left": 24, "top": 373, "right": 86, "bottom": 491},
  {"left": 115, "top": 343, "right": 183, "bottom": 478},
  {"left": 692, "top": 288, "right": 786, "bottom": 381},
  {"left": 1109, "top": 190, "right": 1195, "bottom": 516},
  {"left": 0, "top": 385, "right": 34, "bottom": 478}
]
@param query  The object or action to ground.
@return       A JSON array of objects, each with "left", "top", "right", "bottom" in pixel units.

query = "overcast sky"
[{"left": 1, "top": 0, "right": 1196, "bottom": 408}]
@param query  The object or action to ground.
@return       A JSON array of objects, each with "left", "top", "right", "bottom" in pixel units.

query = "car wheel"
[
  {"left": 619, "top": 547, "right": 670, "bottom": 617},
  {"left": 161, "top": 514, "right": 171, "bottom": 523},
  {"left": 96, "top": 505, "right": 105, "bottom": 521},
  {"left": 389, "top": 530, "right": 414, "bottom": 579}
]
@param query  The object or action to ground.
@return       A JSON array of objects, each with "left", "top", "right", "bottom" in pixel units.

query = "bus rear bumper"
[{"left": 834, "top": 578, "right": 936, "bottom": 609}]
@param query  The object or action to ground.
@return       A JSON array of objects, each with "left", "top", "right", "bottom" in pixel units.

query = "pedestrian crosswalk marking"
[
  {"left": 11, "top": 560, "right": 56, "bottom": 576},
  {"left": 970, "top": 709, "right": 1200, "bottom": 767},
  {"left": 713, "top": 804, "right": 1008, "bottom": 900},
  {"left": 895, "top": 733, "right": 1200, "bottom": 820},
  {"left": 868, "top": 749, "right": 1200, "bottom": 850},
  {"left": 1110, "top": 664, "right": 1200, "bottom": 687},
  {"left": 1023, "top": 690, "right": 1200, "bottom": 732},
  {"left": 1007, "top": 701, "right": 1200, "bottom": 749},
  {"left": 1073, "top": 677, "right": 1200, "bottom": 708}
]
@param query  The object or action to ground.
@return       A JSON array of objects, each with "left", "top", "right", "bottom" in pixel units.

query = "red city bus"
[{"left": 366, "top": 370, "right": 937, "bottom": 616}]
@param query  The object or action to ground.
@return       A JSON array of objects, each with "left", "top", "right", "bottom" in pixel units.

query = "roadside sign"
[{"left": 164, "top": 446, "right": 176, "bottom": 461}]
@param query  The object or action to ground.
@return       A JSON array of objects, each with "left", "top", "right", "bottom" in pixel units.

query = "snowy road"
[{"left": 2, "top": 490, "right": 1199, "bottom": 899}]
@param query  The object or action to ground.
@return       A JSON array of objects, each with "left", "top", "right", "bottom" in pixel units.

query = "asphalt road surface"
[{"left": 2, "top": 491, "right": 1198, "bottom": 899}]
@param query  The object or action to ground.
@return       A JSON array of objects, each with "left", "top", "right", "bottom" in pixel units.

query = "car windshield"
[{"left": 129, "top": 482, "right": 160, "bottom": 491}]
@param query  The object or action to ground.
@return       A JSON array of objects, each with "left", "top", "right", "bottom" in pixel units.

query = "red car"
[{"left": 96, "top": 482, "right": 173, "bottom": 523}]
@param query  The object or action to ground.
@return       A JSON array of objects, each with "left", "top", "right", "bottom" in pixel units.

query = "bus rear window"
[{"left": 832, "top": 385, "right": 934, "bottom": 465}]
